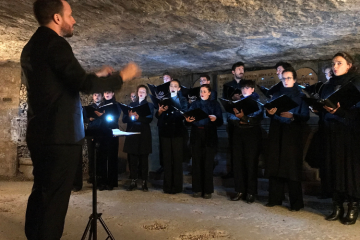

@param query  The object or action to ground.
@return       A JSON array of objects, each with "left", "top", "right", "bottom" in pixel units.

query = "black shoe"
[
  {"left": 340, "top": 202, "right": 359, "bottom": 225},
  {"left": 126, "top": 179, "right": 137, "bottom": 191},
  {"left": 193, "top": 192, "right": 201, "bottom": 198},
  {"left": 265, "top": 202, "right": 281, "bottom": 207},
  {"left": 231, "top": 192, "right": 244, "bottom": 201},
  {"left": 142, "top": 181, "right": 149, "bottom": 192},
  {"left": 203, "top": 193, "right": 212, "bottom": 199},
  {"left": 221, "top": 172, "right": 234, "bottom": 179},
  {"left": 246, "top": 194, "right": 255, "bottom": 204},
  {"left": 106, "top": 185, "right": 114, "bottom": 191},
  {"left": 98, "top": 185, "right": 106, "bottom": 191},
  {"left": 325, "top": 203, "right": 344, "bottom": 221},
  {"left": 72, "top": 187, "right": 82, "bottom": 192}
]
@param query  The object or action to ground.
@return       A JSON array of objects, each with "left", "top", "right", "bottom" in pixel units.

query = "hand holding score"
[
  {"left": 209, "top": 115, "right": 217, "bottom": 122},
  {"left": 185, "top": 116, "right": 196, "bottom": 122},
  {"left": 233, "top": 108, "right": 244, "bottom": 119},
  {"left": 280, "top": 112, "right": 293, "bottom": 118},
  {"left": 94, "top": 110, "right": 104, "bottom": 117},
  {"left": 324, "top": 102, "right": 340, "bottom": 114},
  {"left": 266, "top": 107, "right": 277, "bottom": 115},
  {"left": 128, "top": 110, "right": 139, "bottom": 120},
  {"left": 158, "top": 104, "right": 169, "bottom": 115}
]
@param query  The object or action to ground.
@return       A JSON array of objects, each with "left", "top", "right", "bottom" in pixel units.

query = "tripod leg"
[
  {"left": 81, "top": 217, "right": 93, "bottom": 240},
  {"left": 99, "top": 216, "right": 115, "bottom": 240}
]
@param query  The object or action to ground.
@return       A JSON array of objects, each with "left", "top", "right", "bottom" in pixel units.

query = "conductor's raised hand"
[
  {"left": 185, "top": 116, "right": 195, "bottom": 122},
  {"left": 94, "top": 110, "right": 104, "bottom": 117},
  {"left": 266, "top": 107, "right": 277, "bottom": 115},
  {"left": 120, "top": 62, "right": 142, "bottom": 82},
  {"left": 324, "top": 102, "right": 340, "bottom": 114},
  {"left": 209, "top": 115, "right": 217, "bottom": 122},
  {"left": 233, "top": 108, "right": 244, "bottom": 119},
  {"left": 95, "top": 66, "right": 115, "bottom": 77}
]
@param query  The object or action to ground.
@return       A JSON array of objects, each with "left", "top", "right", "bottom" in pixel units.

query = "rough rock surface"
[{"left": 1, "top": 0, "right": 360, "bottom": 75}]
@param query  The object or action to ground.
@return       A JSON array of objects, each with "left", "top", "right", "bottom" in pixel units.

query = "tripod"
[{"left": 81, "top": 137, "right": 115, "bottom": 240}]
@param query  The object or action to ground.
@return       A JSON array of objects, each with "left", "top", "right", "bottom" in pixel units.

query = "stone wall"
[{"left": 0, "top": 62, "right": 21, "bottom": 177}]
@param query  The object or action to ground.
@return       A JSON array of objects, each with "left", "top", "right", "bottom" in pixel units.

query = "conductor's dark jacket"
[
  {"left": 21, "top": 26, "right": 123, "bottom": 145},
  {"left": 123, "top": 99, "right": 154, "bottom": 154}
]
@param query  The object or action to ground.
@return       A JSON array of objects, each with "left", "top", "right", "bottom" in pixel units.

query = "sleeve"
[
  {"left": 47, "top": 37, "right": 123, "bottom": 94},
  {"left": 137, "top": 103, "right": 154, "bottom": 124},
  {"left": 211, "top": 90, "right": 218, "bottom": 101},
  {"left": 213, "top": 102, "right": 224, "bottom": 127},
  {"left": 293, "top": 99, "right": 310, "bottom": 122}
]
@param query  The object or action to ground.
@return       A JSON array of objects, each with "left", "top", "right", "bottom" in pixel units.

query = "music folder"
[
  {"left": 83, "top": 103, "right": 118, "bottom": 119},
  {"left": 223, "top": 85, "right": 242, "bottom": 100},
  {"left": 264, "top": 95, "right": 299, "bottom": 114},
  {"left": 119, "top": 103, "right": 152, "bottom": 117},
  {"left": 183, "top": 108, "right": 209, "bottom": 122},
  {"left": 219, "top": 97, "right": 260, "bottom": 116},
  {"left": 147, "top": 82, "right": 170, "bottom": 97},
  {"left": 149, "top": 94, "right": 172, "bottom": 109},
  {"left": 181, "top": 86, "right": 200, "bottom": 100},
  {"left": 319, "top": 82, "right": 360, "bottom": 109}
]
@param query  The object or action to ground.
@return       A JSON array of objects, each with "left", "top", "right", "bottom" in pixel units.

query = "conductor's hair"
[
  {"left": 240, "top": 80, "right": 255, "bottom": 89},
  {"left": 200, "top": 84, "right": 212, "bottom": 93},
  {"left": 275, "top": 61, "right": 292, "bottom": 69},
  {"left": 33, "top": 0, "right": 65, "bottom": 26},
  {"left": 199, "top": 74, "right": 211, "bottom": 81},
  {"left": 136, "top": 84, "right": 149, "bottom": 96},
  {"left": 231, "top": 62, "right": 245, "bottom": 71},
  {"left": 170, "top": 79, "right": 181, "bottom": 87},
  {"left": 282, "top": 68, "right": 297, "bottom": 80}
]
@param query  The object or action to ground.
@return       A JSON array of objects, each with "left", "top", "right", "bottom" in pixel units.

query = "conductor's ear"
[{"left": 53, "top": 13, "right": 62, "bottom": 25}]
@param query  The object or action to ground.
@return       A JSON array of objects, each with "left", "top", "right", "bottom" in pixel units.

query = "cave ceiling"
[{"left": 1, "top": 0, "right": 360, "bottom": 76}]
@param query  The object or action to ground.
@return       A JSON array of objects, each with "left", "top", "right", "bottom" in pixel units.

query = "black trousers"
[
  {"left": 161, "top": 137, "right": 183, "bottom": 193},
  {"left": 191, "top": 129, "right": 215, "bottom": 194},
  {"left": 87, "top": 138, "right": 95, "bottom": 179},
  {"left": 98, "top": 137, "right": 119, "bottom": 187},
  {"left": 226, "top": 124, "right": 234, "bottom": 173},
  {"left": 268, "top": 177, "right": 304, "bottom": 209},
  {"left": 72, "top": 155, "right": 83, "bottom": 190},
  {"left": 232, "top": 126, "right": 261, "bottom": 195},
  {"left": 129, "top": 154, "right": 149, "bottom": 181},
  {"left": 25, "top": 142, "right": 82, "bottom": 240}
]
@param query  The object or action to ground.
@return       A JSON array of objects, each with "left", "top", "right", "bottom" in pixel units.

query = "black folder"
[
  {"left": 257, "top": 85, "right": 269, "bottom": 97},
  {"left": 264, "top": 95, "right": 299, "bottom": 114},
  {"left": 181, "top": 86, "right": 200, "bottom": 100},
  {"left": 149, "top": 94, "right": 172, "bottom": 110},
  {"left": 147, "top": 82, "right": 170, "bottom": 97},
  {"left": 302, "top": 97, "right": 324, "bottom": 112},
  {"left": 83, "top": 103, "right": 119, "bottom": 119},
  {"left": 223, "top": 85, "right": 242, "bottom": 100},
  {"left": 183, "top": 108, "right": 209, "bottom": 122},
  {"left": 319, "top": 82, "right": 360, "bottom": 109},
  {"left": 119, "top": 103, "right": 152, "bottom": 117},
  {"left": 219, "top": 97, "right": 260, "bottom": 116}
]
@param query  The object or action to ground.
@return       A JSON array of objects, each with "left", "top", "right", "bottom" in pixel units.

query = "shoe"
[
  {"left": 142, "top": 181, "right": 149, "bottom": 192},
  {"left": 265, "top": 202, "right": 281, "bottom": 207},
  {"left": 126, "top": 179, "right": 137, "bottom": 191},
  {"left": 193, "top": 192, "right": 201, "bottom": 198},
  {"left": 246, "top": 194, "right": 255, "bottom": 203},
  {"left": 87, "top": 178, "right": 93, "bottom": 184},
  {"left": 72, "top": 187, "right": 81, "bottom": 192},
  {"left": 98, "top": 185, "right": 106, "bottom": 191},
  {"left": 106, "top": 185, "right": 114, "bottom": 191},
  {"left": 221, "top": 172, "right": 234, "bottom": 179},
  {"left": 155, "top": 167, "right": 164, "bottom": 174},
  {"left": 231, "top": 192, "right": 244, "bottom": 201},
  {"left": 203, "top": 193, "right": 212, "bottom": 199},
  {"left": 290, "top": 207, "right": 302, "bottom": 212},
  {"left": 325, "top": 203, "right": 344, "bottom": 221},
  {"left": 340, "top": 202, "right": 359, "bottom": 225}
]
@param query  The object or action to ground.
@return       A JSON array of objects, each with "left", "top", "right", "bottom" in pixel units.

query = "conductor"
[{"left": 20, "top": 0, "right": 141, "bottom": 239}]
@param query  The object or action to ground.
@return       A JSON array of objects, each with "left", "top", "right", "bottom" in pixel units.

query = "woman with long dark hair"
[
  {"left": 321, "top": 52, "right": 360, "bottom": 225},
  {"left": 123, "top": 85, "right": 154, "bottom": 192}
]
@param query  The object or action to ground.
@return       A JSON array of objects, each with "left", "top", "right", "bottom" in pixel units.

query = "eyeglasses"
[
  {"left": 281, "top": 77, "right": 293, "bottom": 81},
  {"left": 131, "top": 96, "right": 136, "bottom": 98}
]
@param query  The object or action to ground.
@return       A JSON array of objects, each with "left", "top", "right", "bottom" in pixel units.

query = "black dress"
[
  {"left": 188, "top": 99, "right": 223, "bottom": 194},
  {"left": 265, "top": 85, "right": 309, "bottom": 209},
  {"left": 123, "top": 99, "right": 154, "bottom": 180},
  {"left": 319, "top": 72, "right": 360, "bottom": 200},
  {"left": 156, "top": 94, "right": 188, "bottom": 193},
  {"left": 97, "top": 98, "right": 122, "bottom": 188}
]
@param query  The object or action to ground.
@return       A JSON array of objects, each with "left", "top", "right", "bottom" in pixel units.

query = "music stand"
[{"left": 81, "top": 128, "right": 140, "bottom": 240}]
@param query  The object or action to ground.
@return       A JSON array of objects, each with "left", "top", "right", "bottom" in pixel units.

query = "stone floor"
[{"left": 1, "top": 178, "right": 360, "bottom": 240}]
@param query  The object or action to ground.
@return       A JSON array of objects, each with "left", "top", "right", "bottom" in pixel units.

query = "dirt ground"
[{"left": 1, "top": 179, "right": 360, "bottom": 240}]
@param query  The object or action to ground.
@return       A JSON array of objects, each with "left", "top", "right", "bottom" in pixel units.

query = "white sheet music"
[{"left": 112, "top": 129, "right": 140, "bottom": 136}]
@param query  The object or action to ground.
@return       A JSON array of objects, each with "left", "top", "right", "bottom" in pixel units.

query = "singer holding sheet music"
[
  {"left": 123, "top": 85, "right": 154, "bottom": 191},
  {"left": 320, "top": 52, "right": 360, "bottom": 225},
  {"left": 265, "top": 68, "right": 309, "bottom": 211},
  {"left": 185, "top": 84, "right": 223, "bottom": 199},
  {"left": 228, "top": 80, "right": 264, "bottom": 203}
]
